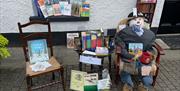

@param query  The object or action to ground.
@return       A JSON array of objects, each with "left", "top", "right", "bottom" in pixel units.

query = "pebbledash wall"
[{"left": 0, "top": 0, "right": 164, "bottom": 33}]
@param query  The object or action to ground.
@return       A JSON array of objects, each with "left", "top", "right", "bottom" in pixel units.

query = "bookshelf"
[
  {"left": 136, "top": 0, "right": 157, "bottom": 24},
  {"left": 29, "top": 16, "right": 89, "bottom": 22}
]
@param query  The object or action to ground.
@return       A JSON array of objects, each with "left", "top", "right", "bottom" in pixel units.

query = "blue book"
[
  {"left": 33, "top": 0, "right": 43, "bottom": 17},
  {"left": 28, "top": 39, "right": 49, "bottom": 64}
]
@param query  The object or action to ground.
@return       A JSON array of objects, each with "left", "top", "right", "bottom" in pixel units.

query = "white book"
[{"left": 63, "top": 4, "right": 72, "bottom": 16}]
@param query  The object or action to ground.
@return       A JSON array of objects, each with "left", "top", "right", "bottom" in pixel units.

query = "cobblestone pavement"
[{"left": 0, "top": 46, "right": 180, "bottom": 91}]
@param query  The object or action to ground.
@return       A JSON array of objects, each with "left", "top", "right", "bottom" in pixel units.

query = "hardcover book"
[
  {"left": 28, "top": 39, "right": 49, "bottom": 64},
  {"left": 128, "top": 43, "right": 143, "bottom": 55},
  {"left": 67, "top": 33, "right": 79, "bottom": 48}
]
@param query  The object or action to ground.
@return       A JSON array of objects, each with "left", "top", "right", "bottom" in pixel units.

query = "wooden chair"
[
  {"left": 18, "top": 20, "right": 65, "bottom": 91},
  {"left": 114, "top": 18, "right": 165, "bottom": 86}
]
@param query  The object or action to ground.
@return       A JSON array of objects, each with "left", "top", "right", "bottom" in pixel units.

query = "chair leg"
[
  {"left": 60, "top": 68, "right": 66, "bottom": 91},
  {"left": 153, "top": 67, "right": 159, "bottom": 86},
  {"left": 115, "top": 65, "right": 120, "bottom": 84},
  {"left": 79, "top": 62, "right": 82, "bottom": 71},
  {"left": 52, "top": 72, "right": 55, "bottom": 80},
  {"left": 26, "top": 76, "right": 32, "bottom": 91},
  {"left": 108, "top": 54, "right": 112, "bottom": 72}
]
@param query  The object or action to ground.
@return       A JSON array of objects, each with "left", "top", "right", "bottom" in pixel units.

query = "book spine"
[
  {"left": 86, "top": 33, "right": 91, "bottom": 50},
  {"left": 97, "top": 37, "right": 102, "bottom": 47},
  {"left": 81, "top": 32, "right": 86, "bottom": 50},
  {"left": 91, "top": 34, "right": 97, "bottom": 51}
]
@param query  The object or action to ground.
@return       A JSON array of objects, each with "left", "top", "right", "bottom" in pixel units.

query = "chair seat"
[{"left": 26, "top": 56, "right": 62, "bottom": 77}]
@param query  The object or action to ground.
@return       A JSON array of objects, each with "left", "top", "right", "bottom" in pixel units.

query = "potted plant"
[{"left": 0, "top": 34, "right": 10, "bottom": 60}]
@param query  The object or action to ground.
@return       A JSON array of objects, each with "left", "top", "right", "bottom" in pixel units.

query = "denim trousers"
[{"left": 120, "top": 61, "right": 153, "bottom": 89}]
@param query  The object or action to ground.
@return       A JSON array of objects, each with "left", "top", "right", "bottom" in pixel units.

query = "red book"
[
  {"left": 97, "top": 37, "right": 102, "bottom": 47},
  {"left": 91, "top": 34, "right": 97, "bottom": 48}
]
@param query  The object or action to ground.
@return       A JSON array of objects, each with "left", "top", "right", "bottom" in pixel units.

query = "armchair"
[{"left": 114, "top": 18, "right": 165, "bottom": 86}]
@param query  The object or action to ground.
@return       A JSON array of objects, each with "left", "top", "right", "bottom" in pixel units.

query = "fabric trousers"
[{"left": 120, "top": 62, "right": 153, "bottom": 89}]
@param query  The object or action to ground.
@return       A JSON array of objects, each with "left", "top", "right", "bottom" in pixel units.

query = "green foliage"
[{"left": 0, "top": 34, "right": 10, "bottom": 60}]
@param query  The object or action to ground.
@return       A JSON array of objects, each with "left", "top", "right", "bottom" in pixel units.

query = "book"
[
  {"left": 46, "top": 4, "right": 54, "bottom": 16},
  {"left": 63, "top": 4, "right": 72, "bottom": 16},
  {"left": 81, "top": 2, "right": 90, "bottom": 17},
  {"left": 128, "top": 43, "right": 143, "bottom": 55},
  {"left": 70, "top": 70, "right": 87, "bottom": 91},
  {"left": 91, "top": 34, "right": 97, "bottom": 51},
  {"left": 67, "top": 33, "right": 79, "bottom": 48},
  {"left": 86, "top": 33, "right": 91, "bottom": 50},
  {"left": 38, "top": 0, "right": 49, "bottom": 18},
  {"left": 59, "top": 1, "right": 72, "bottom": 16},
  {"left": 33, "top": 0, "right": 43, "bottom": 17},
  {"left": 52, "top": 3, "right": 61, "bottom": 16},
  {"left": 28, "top": 39, "right": 49, "bottom": 64},
  {"left": 81, "top": 32, "right": 86, "bottom": 50},
  {"left": 84, "top": 73, "right": 98, "bottom": 91},
  {"left": 70, "top": 0, "right": 83, "bottom": 16}
]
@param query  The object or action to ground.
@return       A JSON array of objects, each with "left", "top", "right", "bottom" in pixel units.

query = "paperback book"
[
  {"left": 28, "top": 39, "right": 49, "bottom": 64},
  {"left": 70, "top": 70, "right": 87, "bottom": 91},
  {"left": 84, "top": 73, "right": 98, "bottom": 91},
  {"left": 128, "top": 43, "right": 143, "bottom": 55},
  {"left": 81, "top": 2, "right": 90, "bottom": 17}
]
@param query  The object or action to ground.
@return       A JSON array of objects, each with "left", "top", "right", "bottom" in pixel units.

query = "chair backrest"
[{"left": 18, "top": 20, "right": 53, "bottom": 62}]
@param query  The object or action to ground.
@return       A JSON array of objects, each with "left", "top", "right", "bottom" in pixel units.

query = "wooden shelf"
[
  {"left": 136, "top": 0, "right": 157, "bottom": 24},
  {"left": 29, "top": 16, "right": 89, "bottom": 22}
]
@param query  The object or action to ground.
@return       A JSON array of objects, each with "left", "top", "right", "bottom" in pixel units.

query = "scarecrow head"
[{"left": 128, "top": 12, "right": 147, "bottom": 28}]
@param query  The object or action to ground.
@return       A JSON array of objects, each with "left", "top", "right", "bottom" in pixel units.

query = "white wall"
[{"left": 0, "top": 0, "right": 164, "bottom": 33}]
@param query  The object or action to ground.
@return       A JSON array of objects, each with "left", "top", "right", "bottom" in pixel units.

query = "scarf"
[{"left": 131, "top": 25, "right": 144, "bottom": 36}]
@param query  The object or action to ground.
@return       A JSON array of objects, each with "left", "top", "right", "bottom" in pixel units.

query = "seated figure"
[{"left": 114, "top": 12, "right": 157, "bottom": 91}]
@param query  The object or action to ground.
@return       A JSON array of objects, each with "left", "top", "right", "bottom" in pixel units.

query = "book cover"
[
  {"left": 46, "top": 4, "right": 54, "bottom": 16},
  {"left": 70, "top": 70, "right": 87, "bottom": 91},
  {"left": 97, "top": 37, "right": 103, "bottom": 47},
  {"left": 33, "top": 0, "right": 43, "bottom": 17},
  {"left": 67, "top": 33, "right": 79, "bottom": 48},
  {"left": 81, "top": 2, "right": 90, "bottom": 17},
  {"left": 91, "top": 34, "right": 97, "bottom": 51},
  {"left": 128, "top": 43, "right": 143, "bottom": 55},
  {"left": 84, "top": 73, "right": 98, "bottom": 91},
  {"left": 38, "top": 0, "right": 49, "bottom": 18},
  {"left": 59, "top": 1, "right": 72, "bottom": 16},
  {"left": 70, "top": 0, "right": 83, "bottom": 16},
  {"left": 86, "top": 33, "right": 91, "bottom": 50},
  {"left": 28, "top": 39, "right": 49, "bottom": 64},
  {"left": 81, "top": 32, "right": 86, "bottom": 50},
  {"left": 63, "top": 4, "right": 72, "bottom": 16},
  {"left": 52, "top": 3, "right": 61, "bottom": 16}
]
